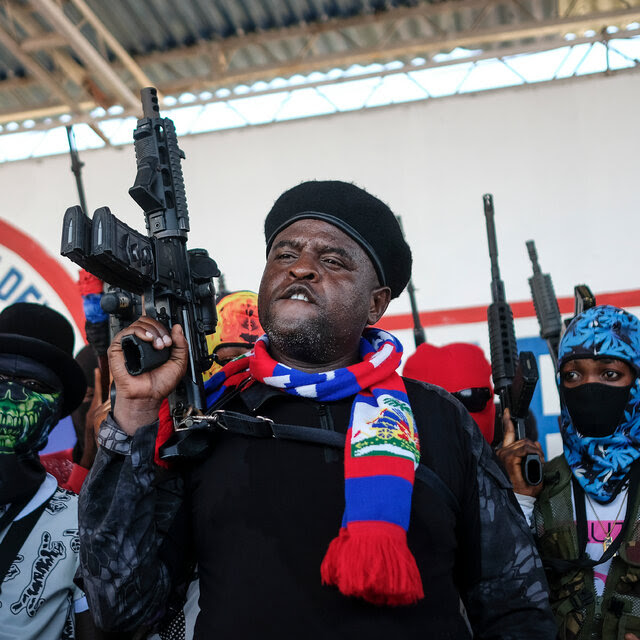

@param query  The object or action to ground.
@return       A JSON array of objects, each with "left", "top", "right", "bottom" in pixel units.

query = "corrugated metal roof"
[{"left": 0, "top": 0, "right": 637, "bottom": 129}]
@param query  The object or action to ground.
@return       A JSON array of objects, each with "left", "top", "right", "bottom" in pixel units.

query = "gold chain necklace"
[{"left": 585, "top": 491, "right": 628, "bottom": 552}]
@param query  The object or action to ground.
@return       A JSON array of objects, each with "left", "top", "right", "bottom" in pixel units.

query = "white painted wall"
[{"left": 1, "top": 72, "right": 637, "bottom": 333}]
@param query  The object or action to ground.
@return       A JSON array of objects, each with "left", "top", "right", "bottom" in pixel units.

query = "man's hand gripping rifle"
[
  {"left": 484, "top": 195, "right": 542, "bottom": 486},
  {"left": 61, "top": 87, "right": 219, "bottom": 428}
]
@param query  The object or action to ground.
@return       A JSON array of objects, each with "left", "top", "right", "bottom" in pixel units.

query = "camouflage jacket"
[{"left": 77, "top": 379, "right": 556, "bottom": 638}]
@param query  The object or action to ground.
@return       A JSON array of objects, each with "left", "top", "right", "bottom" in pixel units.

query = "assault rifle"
[
  {"left": 66, "top": 125, "right": 111, "bottom": 403},
  {"left": 61, "top": 87, "right": 219, "bottom": 427},
  {"left": 483, "top": 194, "right": 542, "bottom": 486},
  {"left": 526, "top": 240, "right": 562, "bottom": 369},
  {"left": 396, "top": 216, "right": 425, "bottom": 347}
]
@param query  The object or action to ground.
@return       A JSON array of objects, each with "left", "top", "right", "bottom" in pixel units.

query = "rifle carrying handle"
[
  {"left": 522, "top": 453, "right": 543, "bottom": 486},
  {"left": 121, "top": 334, "right": 170, "bottom": 376}
]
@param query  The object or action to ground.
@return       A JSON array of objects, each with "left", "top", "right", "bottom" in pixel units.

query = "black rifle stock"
[
  {"left": 61, "top": 87, "right": 219, "bottom": 426},
  {"left": 574, "top": 284, "right": 596, "bottom": 317},
  {"left": 396, "top": 216, "right": 425, "bottom": 347},
  {"left": 561, "top": 284, "right": 597, "bottom": 330},
  {"left": 483, "top": 194, "right": 542, "bottom": 486},
  {"left": 526, "top": 240, "right": 562, "bottom": 368}
]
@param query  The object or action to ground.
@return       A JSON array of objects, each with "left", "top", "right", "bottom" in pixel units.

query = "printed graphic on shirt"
[
  {"left": 10, "top": 531, "right": 67, "bottom": 617},
  {"left": 587, "top": 518, "right": 624, "bottom": 595},
  {"left": 5, "top": 553, "right": 23, "bottom": 582},
  {"left": 46, "top": 489, "right": 73, "bottom": 515},
  {"left": 63, "top": 529, "right": 80, "bottom": 553},
  {"left": 61, "top": 594, "right": 74, "bottom": 640}
]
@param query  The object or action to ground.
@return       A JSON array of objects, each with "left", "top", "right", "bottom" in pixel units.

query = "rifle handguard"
[
  {"left": 121, "top": 334, "right": 171, "bottom": 375},
  {"left": 487, "top": 302, "right": 518, "bottom": 388}
]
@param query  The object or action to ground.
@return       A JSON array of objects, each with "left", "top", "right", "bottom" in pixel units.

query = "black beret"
[
  {"left": 264, "top": 180, "right": 412, "bottom": 299},
  {"left": 0, "top": 302, "right": 86, "bottom": 417}
]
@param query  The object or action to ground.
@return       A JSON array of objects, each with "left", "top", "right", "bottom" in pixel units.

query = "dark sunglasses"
[{"left": 452, "top": 387, "right": 493, "bottom": 413}]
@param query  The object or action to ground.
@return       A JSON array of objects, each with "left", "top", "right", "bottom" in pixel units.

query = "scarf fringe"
[{"left": 321, "top": 522, "right": 424, "bottom": 606}]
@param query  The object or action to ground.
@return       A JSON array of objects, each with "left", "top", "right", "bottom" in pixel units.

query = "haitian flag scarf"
[{"left": 204, "top": 326, "right": 424, "bottom": 606}]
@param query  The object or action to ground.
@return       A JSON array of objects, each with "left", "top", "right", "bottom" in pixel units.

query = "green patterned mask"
[{"left": 0, "top": 380, "right": 62, "bottom": 455}]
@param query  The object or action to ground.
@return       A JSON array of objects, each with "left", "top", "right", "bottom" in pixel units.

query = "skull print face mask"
[
  {"left": 0, "top": 378, "right": 62, "bottom": 455},
  {"left": 0, "top": 374, "right": 62, "bottom": 505}
]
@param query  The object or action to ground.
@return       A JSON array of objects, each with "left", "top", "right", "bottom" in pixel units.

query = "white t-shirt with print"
[
  {"left": 0, "top": 474, "right": 87, "bottom": 640},
  {"left": 519, "top": 486, "right": 628, "bottom": 596}
]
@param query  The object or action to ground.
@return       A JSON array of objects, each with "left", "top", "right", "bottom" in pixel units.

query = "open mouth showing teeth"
[{"left": 289, "top": 293, "right": 310, "bottom": 302}]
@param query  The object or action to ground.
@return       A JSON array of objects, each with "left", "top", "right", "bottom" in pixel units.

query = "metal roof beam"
[
  {"left": 29, "top": 0, "right": 140, "bottom": 109},
  {"left": 130, "top": 0, "right": 640, "bottom": 79},
  {"left": 0, "top": 21, "right": 74, "bottom": 107},
  {"left": 0, "top": 28, "right": 637, "bottom": 133},
  {"left": 66, "top": 0, "right": 157, "bottom": 93},
  {"left": 20, "top": 31, "right": 67, "bottom": 51},
  {"left": 0, "top": 98, "right": 94, "bottom": 123},
  {"left": 138, "top": 6, "right": 640, "bottom": 91}
]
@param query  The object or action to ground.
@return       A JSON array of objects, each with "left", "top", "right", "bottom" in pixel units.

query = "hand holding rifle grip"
[
  {"left": 511, "top": 352, "right": 542, "bottom": 486},
  {"left": 121, "top": 334, "right": 170, "bottom": 376}
]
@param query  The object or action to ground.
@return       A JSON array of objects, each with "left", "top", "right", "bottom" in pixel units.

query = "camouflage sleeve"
[
  {"left": 462, "top": 412, "right": 557, "bottom": 639},
  {"left": 77, "top": 414, "right": 189, "bottom": 632}
]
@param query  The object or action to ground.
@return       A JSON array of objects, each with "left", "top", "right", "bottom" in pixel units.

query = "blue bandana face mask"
[{"left": 558, "top": 305, "right": 640, "bottom": 502}]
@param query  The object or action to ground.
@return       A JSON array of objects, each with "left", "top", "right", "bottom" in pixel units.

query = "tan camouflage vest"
[{"left": 533, "top": 456, "right": 640, "bottom": 639}]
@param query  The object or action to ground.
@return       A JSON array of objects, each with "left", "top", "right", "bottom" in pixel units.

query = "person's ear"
[{"left": 367, "top": 286, "right": 391, "bottom": 325}]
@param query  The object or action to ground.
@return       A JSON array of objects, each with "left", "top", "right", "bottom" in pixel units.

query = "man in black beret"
[
  {"left": 0, "top": 302, "right": 97, "bottom": 638},
  {"left": 78, "top": 181, "right": 555, "bottom": 639}
]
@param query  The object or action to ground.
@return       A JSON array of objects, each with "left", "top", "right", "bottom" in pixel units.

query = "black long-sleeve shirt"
[{"left": 78, "top": 378, "right": 556, "bottom": 639}]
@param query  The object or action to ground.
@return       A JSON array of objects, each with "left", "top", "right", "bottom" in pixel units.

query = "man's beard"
[{"left": 262, "top": 312, "right": 343, "bottom": 366}]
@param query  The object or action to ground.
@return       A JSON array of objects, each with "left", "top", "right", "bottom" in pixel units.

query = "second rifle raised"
[{"left": 484, "top": 194, "right": 542, "bottom": 486}]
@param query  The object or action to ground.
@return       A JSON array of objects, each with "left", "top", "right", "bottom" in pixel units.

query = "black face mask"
[{"left": 562, "top": 383, "right": 633, "bottom": 438}]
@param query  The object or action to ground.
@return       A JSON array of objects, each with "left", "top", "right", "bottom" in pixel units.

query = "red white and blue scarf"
[{"left": 204, "top": 326, "right": 424, "bottom": 605}]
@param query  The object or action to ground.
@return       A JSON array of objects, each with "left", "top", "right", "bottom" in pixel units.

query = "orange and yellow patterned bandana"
[{"left": 203, "top": 291, "right": 263, "bottom": 381}]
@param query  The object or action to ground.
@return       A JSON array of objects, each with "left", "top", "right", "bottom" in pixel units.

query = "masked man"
[
  {"left": 403, "top": 342, "right": 496, "bottom": 443},
  {"left": 203, "top": 290, "right": 263, "bottom": 380},
  {"left": 0, "top": 302, "right": 96, "bottom": 639},
  {"left": 499, "top": 305, "right": 640, "bottom": 640},
  {"left": 78, "top": 181, "right": 555, "bottom": 639}
]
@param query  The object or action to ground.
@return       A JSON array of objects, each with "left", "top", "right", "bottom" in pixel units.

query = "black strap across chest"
[
  {"left": 0, "top": 495, "right": 52, "bottom": 592},
  {"left": 203, "top": 409, "right": 461, "bottom": 517}
]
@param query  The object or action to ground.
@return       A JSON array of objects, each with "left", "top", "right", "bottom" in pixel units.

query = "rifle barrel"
[
  {"left": 65, "top": 125, "right": 88, "bottom": 215},
  {"left": 141, "top": 87, "right": 160, "bottom": 119},
  {"left": 483, "top": 194, "right": 506, "bottom": 303},
  {"left": 526, "top": 240, "right": 542, "bottom": 275}
]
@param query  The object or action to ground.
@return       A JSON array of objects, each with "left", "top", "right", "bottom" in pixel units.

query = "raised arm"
[
  {"left": 459, "top": 408, "right": 556, "bottom": 639},
  {"left": 77, "top": 318, "right": 192, "bottom": 631}
]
